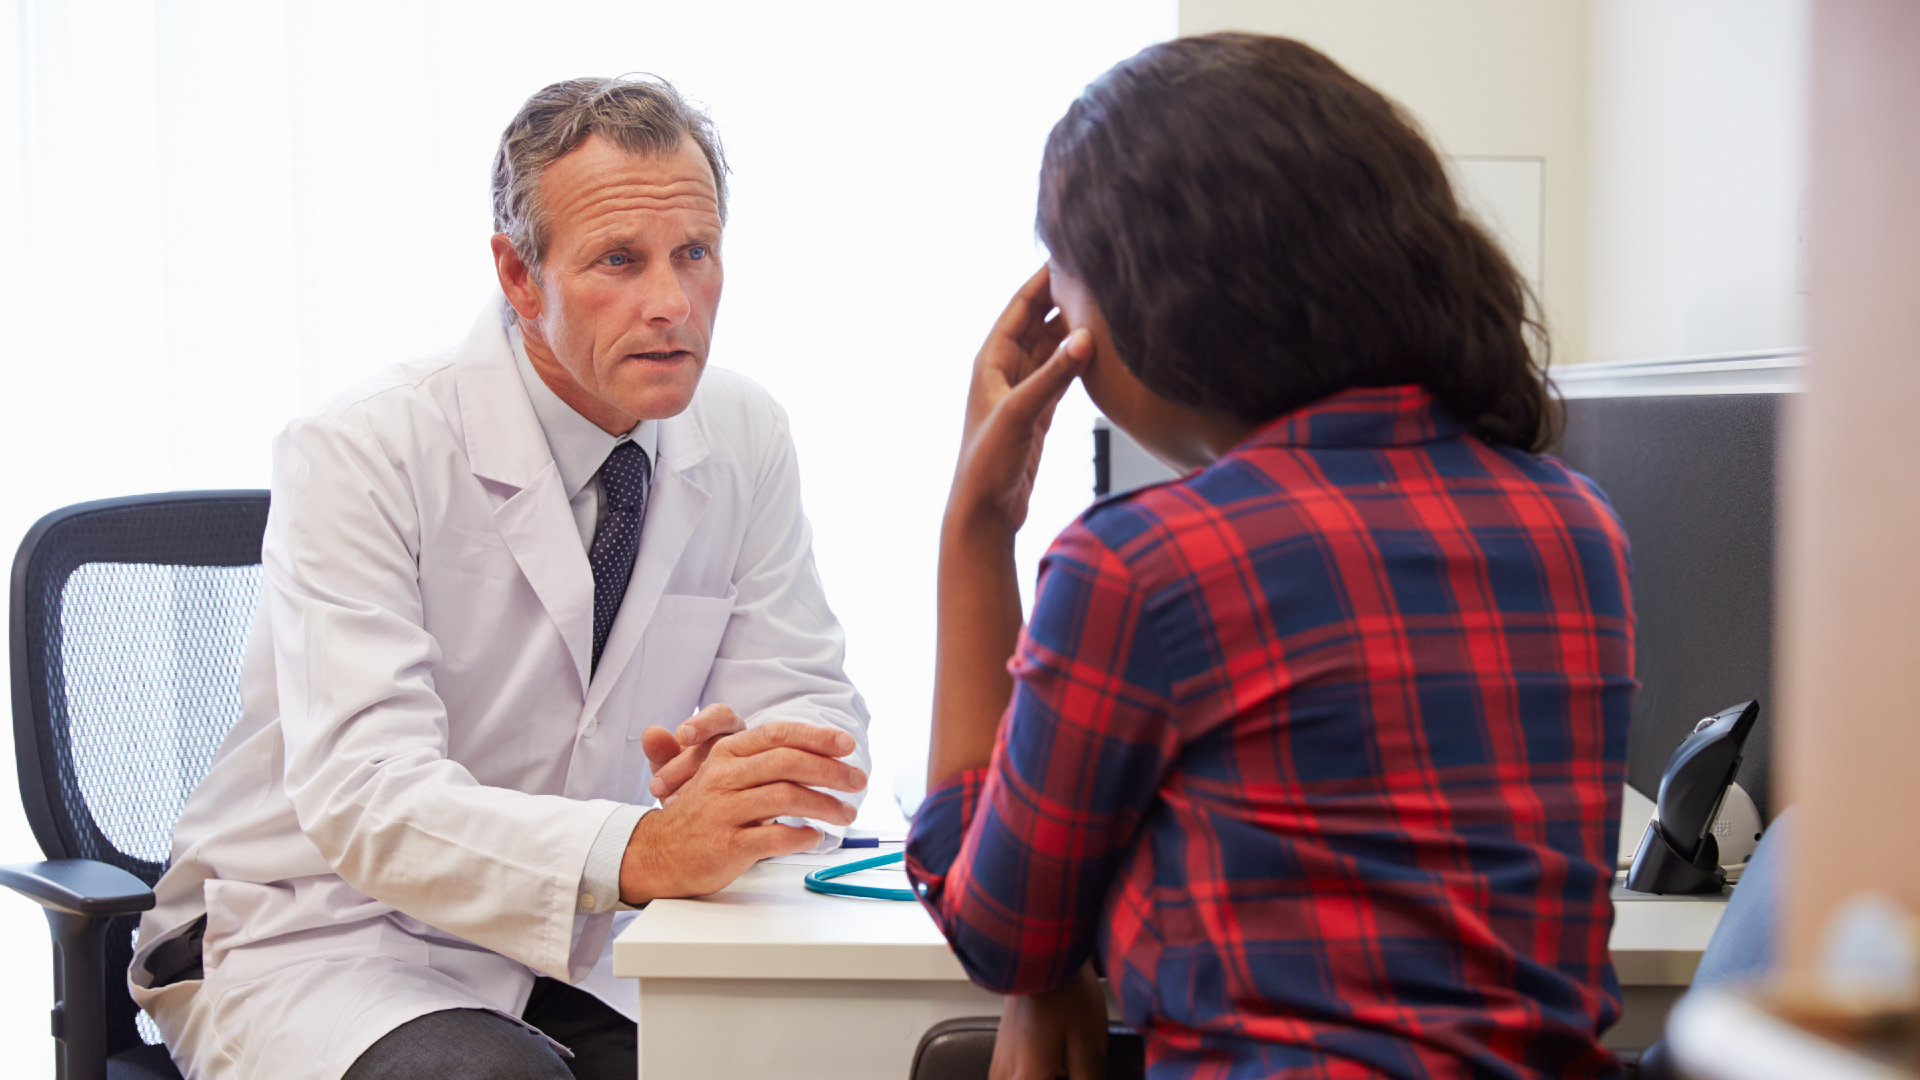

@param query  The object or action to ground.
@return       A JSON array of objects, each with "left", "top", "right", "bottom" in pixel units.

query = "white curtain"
[{"left": 0, "top": 0, "right": 1175, "bottom": 1065}]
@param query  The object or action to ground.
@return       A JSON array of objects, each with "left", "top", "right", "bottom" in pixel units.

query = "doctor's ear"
[{"left": 490, "top": 233, "right": 545, "bottom": 322}]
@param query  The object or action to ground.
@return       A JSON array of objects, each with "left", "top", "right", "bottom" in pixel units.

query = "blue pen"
[{"left": 840, "top": 836, "right": 879, "bottom": 848}]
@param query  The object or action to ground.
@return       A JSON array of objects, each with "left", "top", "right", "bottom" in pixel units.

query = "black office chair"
[{"left": 2, "top": 491, "right": 270, "bottom": 1080}]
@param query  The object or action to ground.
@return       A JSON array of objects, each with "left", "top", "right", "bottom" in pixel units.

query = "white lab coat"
[{"left": 129, "top": 306, "right": 871, "bottom": 1080}]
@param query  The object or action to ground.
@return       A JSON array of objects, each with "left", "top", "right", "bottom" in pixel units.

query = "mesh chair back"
[{"left": 10, "top": 491, "right": 269, "bottom": 1056}]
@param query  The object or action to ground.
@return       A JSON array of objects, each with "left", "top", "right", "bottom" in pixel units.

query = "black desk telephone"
[{"left": 1624, "top": 700, "right": 1762, "bottom": 895}]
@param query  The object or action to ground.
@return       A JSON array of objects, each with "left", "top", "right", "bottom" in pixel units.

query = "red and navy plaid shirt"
[{"left": 907, "top": 386, "right": 1633, "bottom": 1080}]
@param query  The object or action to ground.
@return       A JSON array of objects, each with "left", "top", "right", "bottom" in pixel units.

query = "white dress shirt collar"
[{"left": 507, "top": 317, "right": 660, "bottom": 497}]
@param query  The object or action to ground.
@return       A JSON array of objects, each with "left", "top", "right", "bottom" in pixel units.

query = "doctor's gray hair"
[{"left": 492, "top": 74, "right": 728, "bottom": 276}]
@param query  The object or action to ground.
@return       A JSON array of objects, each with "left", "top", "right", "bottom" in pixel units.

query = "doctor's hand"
[
  {"left": 642, "top": 703, "right": 746, "bottom": 805},
  {"left": 947, "top": 265, "right": 1092, "bottom": 535},
  {"left": 618, "top": 720, "right": 867, "bottom": 905},
  {"left": 990, "top": 962, "right": 1108, "bottom": 1080}
]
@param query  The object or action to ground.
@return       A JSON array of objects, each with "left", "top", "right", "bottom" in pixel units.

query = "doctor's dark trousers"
[{"left": 340, "top": 977, "right": 635, "bottom": 1080}]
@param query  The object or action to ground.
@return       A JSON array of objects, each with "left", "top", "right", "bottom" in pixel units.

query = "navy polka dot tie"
[{"left": 589, "top": 440, "right": 651, "bottom": 675}]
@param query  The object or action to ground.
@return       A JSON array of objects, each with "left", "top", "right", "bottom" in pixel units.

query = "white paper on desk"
[{"left": 776, "top": 814, "right": 847, "bottom": 853}]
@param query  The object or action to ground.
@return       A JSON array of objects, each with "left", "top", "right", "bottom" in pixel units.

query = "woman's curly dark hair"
[{"left": 1038, "top": 33, "right": 1560, "bottom": 452}]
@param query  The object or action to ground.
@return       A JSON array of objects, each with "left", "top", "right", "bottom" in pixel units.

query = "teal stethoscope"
[{"left": 803, "top": 850, "right": 915, "bottom": 901}]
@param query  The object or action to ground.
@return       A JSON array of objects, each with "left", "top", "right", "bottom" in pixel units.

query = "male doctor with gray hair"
[{"left": 129, "top": 75, "right": 872, "bottom": 1080}]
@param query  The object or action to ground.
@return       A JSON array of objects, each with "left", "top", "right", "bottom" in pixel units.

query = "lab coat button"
[
  {"left": 581, "top": 893, "right": 597, "bottom": 910},
  {"left": 584, "top": 718, "right": 599, "bottom": 737}
]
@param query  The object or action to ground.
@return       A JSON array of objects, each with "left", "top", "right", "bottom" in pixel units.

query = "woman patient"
[{"left": 907, "top": 33, "right": 1634, "bottom": 1080}]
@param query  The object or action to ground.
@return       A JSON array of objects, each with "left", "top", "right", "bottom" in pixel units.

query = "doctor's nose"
[{"left": 634, "top": 261, "right": 692, "bottom": 327}]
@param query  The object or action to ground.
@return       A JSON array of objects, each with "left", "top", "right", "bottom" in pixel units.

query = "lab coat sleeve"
[
  {"left": 701, "top": 396, "right": 872, "bottom": 794},
  {"left": 268, "top": 408, "right": 621, "bottom": 980}
]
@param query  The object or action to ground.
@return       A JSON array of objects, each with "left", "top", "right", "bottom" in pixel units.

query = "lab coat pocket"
[{"left": 623, "top": 591, "right": 736, "bottom": 738}]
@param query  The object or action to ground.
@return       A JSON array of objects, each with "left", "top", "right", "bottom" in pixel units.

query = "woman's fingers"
[
  {"left": 978, "top": 265, "right": 1065, "bottom": 389},
  {"left": 951, "top": 270, "right": 1092, "bottom": 532},
  {"left": 988, "top": 963, "right": 1108, "bottom": 1080},
  {"left": 952, "top": 327, "right": 1093, "bottom": 525},
  {"left": 1013, "top": 302, "right": 1070, "bottom": 366},
  {"left": 1000, "top": 328, "right": 1092, "bottom": 423}
]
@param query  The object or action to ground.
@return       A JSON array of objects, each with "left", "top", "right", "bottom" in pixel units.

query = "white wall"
[
  {"left": 1586, "top": 0, "right": 1811, "bottom": 362},
  {"left": 0, "top": 1, "right": 1175, "bottom": 1068},
  {"left": 1177, "top": 0, "right": 1812, "bottom": 368},
  {"left": 1179, "top": 0, "right": 1590, "bottom": 364}
]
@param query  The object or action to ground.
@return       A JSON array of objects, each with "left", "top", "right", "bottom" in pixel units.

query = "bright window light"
[{"left": 0, "top": 1, "right": 1175, "bottom": 1066}]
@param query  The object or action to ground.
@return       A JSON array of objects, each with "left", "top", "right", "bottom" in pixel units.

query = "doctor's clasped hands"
[{"left": 625, "top": 712, "right": 866, "bottom": 904}]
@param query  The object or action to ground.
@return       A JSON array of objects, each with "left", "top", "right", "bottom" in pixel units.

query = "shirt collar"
[
  {"left": 1247, "top": 385, "right": 1466, "bottom": 451},
  {"left": 508, "top": 317, "right": 659, "bottom": 498}
]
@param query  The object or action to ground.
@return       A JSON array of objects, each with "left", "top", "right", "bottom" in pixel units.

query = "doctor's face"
[{"left": 496, "top": 133, "right": 723, "bottom": 431}]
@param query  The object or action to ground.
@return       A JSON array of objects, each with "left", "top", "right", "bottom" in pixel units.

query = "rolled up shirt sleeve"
[{"left": 905, "top": 521, "right": 1175, "bottom": 996}]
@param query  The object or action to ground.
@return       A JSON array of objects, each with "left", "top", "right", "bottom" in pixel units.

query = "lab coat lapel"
[
  {"left": 493, "top": 474, "right": 593, "bottom": 693},
  {"left": 454, "top": 310, "right": 594, "bottom": 694},
  {"left": 584, "top": 410, "right": 711, "bottom": 715}
]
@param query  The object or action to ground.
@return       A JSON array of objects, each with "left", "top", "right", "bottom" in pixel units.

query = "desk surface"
[
  {"left": 614, "top": 847, "right": 1726, "bottom": 987},
  {"left": 614, "top": 850, "right": 961, "bottom": 981},
  {"left": 1612, "top": 885, "right": 1728, "bottom": 984}
]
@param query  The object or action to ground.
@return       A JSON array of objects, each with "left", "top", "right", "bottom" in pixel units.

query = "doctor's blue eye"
[
  {"left": 687, "top": 246, "right": 707, "bottom": 260},
  {"left": 604, "top": 253, "right": 629, "bottom": 266}
]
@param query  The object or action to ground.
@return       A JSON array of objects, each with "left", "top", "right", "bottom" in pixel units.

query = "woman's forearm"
[
  {"left": 929, "top": 511, "right": 1026, "bottom": 785},
  {"left": 927, "top": 266, "right": 1087, "bottom": 787}
]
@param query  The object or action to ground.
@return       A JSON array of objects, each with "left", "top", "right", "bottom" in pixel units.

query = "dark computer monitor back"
[{"left": 1554, "top": 392, "right": 1782, "bottom": 818}]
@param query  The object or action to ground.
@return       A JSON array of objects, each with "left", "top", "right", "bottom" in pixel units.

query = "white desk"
[
  {"left": 613, "top": 847, "right": 1725, "bottom": 1078},
  {"left": 613, "top": 851, "right": 994, "bottom": 1079},
  {"left": 1608, "top": 885, "right": 1729, "bottom": 1049}
]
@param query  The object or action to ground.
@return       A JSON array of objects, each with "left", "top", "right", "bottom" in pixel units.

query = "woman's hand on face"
[
  {"left": 949, "top": 265, "right": 1092, "bottom": 536},
  {"left": 989, "top": 962, "right": 1109, "bottom": 1080}
]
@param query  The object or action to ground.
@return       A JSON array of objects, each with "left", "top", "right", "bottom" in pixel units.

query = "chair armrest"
[
  {"left": 3, "top": 860, "right": 155, "bottom": 1080},
  {"left": 0, "top": 859, "right": 154, "bottom": 917}
]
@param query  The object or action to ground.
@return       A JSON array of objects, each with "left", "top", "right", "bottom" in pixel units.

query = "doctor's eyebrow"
[{"left": 585, "top": 227, "right": 720, "bottom": 256}]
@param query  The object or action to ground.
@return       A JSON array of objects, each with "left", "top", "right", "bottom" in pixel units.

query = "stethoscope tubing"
[{"left": 802, "top": 850, "right": 915, "bottom": 901}]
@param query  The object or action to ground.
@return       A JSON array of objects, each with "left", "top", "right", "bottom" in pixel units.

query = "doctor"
[{"left": 130, "top": 75, "right": 872, "bottom": 1080}]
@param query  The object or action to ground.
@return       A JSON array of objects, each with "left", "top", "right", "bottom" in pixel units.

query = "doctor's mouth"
[{"left": 629, "top": 350, "right": 697, "bottom": 367}]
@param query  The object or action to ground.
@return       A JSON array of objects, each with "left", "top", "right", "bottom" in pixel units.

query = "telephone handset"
[{"left": 1624, "top": 700, "right": 1762, "bottom": 895}]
